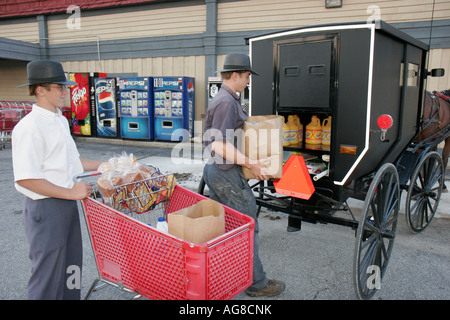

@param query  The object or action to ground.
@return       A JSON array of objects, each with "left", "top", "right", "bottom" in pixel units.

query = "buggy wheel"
[
  {"left": 405, "top": 151, "right": 444, "bottom": 233},
  {"left": 353, "top": 163, "right": 400, "bottom": 300}
]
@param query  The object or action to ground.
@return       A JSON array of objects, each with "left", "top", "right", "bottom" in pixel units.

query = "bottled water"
[{"left": 156, "top": 216, "right": 168, "bottom": 233}]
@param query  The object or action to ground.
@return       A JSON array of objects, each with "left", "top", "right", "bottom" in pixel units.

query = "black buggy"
[{"left": 200, "top": 21, "right": 447, "bottom": 300}]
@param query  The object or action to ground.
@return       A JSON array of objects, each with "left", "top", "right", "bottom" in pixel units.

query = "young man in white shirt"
[{"left": 12, "top": 60, "right": 103, "bottom": 299}]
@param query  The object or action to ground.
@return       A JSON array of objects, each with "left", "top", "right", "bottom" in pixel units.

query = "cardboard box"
[{"left": 167, "top": 199, "right": 225, "bottom": 244}]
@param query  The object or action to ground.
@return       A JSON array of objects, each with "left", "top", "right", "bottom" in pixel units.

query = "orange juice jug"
[
  {"left": 305, "top": 115, "right": 322, "bottom": 145},
  {"left": 287, "top": 115, "right": 299, "bottom": 145},
  {"left": 293, "top": 115, "right": 303, "bottom": 144},
  {"left": 282, "top": 116, "right": 290, "bottom": 146},
  {"left": 322, "top": 116, "right": 332, "bottom": 146}
]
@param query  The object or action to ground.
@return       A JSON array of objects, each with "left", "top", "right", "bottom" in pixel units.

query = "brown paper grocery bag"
[
  {"left": 167, "top": 199, "right": 225, "bottom": 244},
  {"left": 241, "top": 115, "right": 283, "bottom": 179}
]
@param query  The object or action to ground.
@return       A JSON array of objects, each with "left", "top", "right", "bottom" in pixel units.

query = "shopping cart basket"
[{"left": 78, "top": 172, "right": 255, "bottom": 300}]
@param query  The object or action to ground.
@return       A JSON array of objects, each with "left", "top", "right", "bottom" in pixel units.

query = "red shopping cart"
[
  {"left": 79, "top": 172, "right": 255, "bottom": 300},
  {"left": 0, "top": 101, "right": 33, "bottom": 150}
]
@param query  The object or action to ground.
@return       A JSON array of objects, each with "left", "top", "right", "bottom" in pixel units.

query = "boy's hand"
[
  {"left": 71, "top": 181, "right": 93, "bottom": 200},
  {"left": 247, "top": 159, "right": 273, "bottom": 181}
]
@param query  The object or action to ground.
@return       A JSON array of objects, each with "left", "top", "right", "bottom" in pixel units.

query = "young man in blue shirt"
[{"left": 203, "top": 53, "right": 285, "bottom": 297}]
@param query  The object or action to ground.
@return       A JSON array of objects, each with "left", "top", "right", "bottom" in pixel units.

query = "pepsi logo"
[{"left": 188, "top": 81, "right": 194, "bottom": 97}]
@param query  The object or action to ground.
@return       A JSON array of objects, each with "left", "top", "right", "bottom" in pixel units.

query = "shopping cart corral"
[
  {"left": 0, "top": 108, "right": 23, "bottom": 150},
  {"left": 0, "top": 101, "right": 71, "bottom": 150},
  {"left": 0, "top": 101, "right": 33, "bottom": 150},
  {"left": 77, "top": 171, "right": 255, "bottom": 300}
]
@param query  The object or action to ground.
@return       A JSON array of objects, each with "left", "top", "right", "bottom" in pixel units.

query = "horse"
[{"left": 415, "top": 90, "right": 450, "bottom": 190}]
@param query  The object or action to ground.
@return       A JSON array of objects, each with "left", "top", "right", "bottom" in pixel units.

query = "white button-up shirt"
[{"left": 12, "top": 104, "right": 84, "bottom": 200}]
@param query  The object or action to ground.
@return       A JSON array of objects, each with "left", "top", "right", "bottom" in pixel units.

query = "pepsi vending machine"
[
  {"left": 118, "top": 77, "right": 153, "bottom": 140},
  {"left": 94, "top": 78, "right": 118, "bottom": 137},
  {"left": 153, "top": 77, "right": 194, "bottom": 141},
  {"left": 207, "top": 76, "right": 249, "bottom": 114}
]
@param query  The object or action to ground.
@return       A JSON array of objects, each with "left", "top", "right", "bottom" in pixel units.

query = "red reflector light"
[{"left": 377, "top": 114, "right": 393, "bottom": 130}]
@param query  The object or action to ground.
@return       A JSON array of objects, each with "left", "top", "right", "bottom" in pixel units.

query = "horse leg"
[{"left": 442, "top": 136, "right": 449, "bottom": 191}]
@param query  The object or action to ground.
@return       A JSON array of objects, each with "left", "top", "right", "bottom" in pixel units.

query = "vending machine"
[
  {"left": 69, "top": 72, "right": 106, "bottom": 136},
  {"left": 153, "top": 76, "right": 195, "bottom": 141},
  {"left": 207, "top": 76, "right": 222, "bottom": 107},
  {"left": 207, "top": 76, "right": 249, "bottom": 114},
  {"left": 118, "top": 77, "right": 153, "bottom": 140},
  {"left": 94, "top": 77, "right": 119, "bottom": 137}
]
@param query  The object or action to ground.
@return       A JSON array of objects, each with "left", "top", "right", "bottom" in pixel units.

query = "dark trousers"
[
  {"left": 23, "top": 197, "right": 82, "bottom": 300},
  {"left": 203, "top": 163, "right": 269, "bottom": 291}
]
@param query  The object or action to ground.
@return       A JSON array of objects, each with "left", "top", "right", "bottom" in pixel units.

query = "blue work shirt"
[{"left": 203, "top": 84, "right": 247, "bottom": 170}]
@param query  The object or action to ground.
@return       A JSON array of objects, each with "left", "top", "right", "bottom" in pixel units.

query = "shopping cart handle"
[{"left": 74, "top": 171, "right": 102, "bottom": 181}]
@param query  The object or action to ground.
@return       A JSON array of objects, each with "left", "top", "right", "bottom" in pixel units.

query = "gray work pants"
[
  {"left": 202, "top": 163, "right": 269, "bottom": 291},
  {"left": 23, "top": 197, "right": 82, "bottom": 300}
]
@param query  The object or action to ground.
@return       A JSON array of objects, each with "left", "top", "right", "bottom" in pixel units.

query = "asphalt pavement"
[{"left": 0, "top": 137, "right": 449, "bottom": 301}]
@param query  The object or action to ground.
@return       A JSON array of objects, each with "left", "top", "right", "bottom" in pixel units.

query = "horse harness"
[
  {"left": 422, "top": 91, "right": 442, "bottom": 131},
  {"left": 423, "top": 91, "right": 450, "bottom": 130}
]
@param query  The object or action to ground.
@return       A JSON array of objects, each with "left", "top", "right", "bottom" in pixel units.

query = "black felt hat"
[
  {"left": 216, "top": 53, "right": 259, "bottom": 75},
  {"left": 18, "top": 59, "right": 78, "bottom": 87}
]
